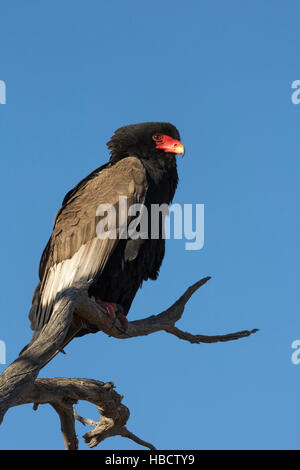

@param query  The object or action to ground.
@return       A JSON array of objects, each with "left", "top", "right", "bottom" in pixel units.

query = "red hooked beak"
[{"left": 154, "top": 134, "right": 185, "bottom": 157}]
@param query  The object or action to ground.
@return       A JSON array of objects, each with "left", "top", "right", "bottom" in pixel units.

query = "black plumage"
[{"left": 28, "top": 122, "right": 183, "bottom": 343}]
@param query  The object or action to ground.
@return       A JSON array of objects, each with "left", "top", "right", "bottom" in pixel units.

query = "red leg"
[
  {"left": 94, "top": 298, "right": 117, "bottom": 321},
  {"left": 92, "top": 297, "right": 129, "bottom": 330},
  {"left": 118, "top": 313, "right": 129, "bottom": 330}
]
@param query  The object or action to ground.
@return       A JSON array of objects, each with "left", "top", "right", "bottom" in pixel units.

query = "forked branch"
[{"left": 0, "top": 276, "right": 258, "bottom": 449}]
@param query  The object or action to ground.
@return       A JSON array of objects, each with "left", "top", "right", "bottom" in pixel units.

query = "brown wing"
[{"left": 30, "top": 157, "right": 148, "bottom": 330}]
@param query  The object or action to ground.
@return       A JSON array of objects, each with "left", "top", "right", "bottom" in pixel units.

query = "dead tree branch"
[{"left": 0, "top": 276, "right": 258, "bottom": 449}]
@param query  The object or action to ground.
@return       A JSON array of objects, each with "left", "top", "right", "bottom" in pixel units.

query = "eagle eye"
[{"left": 152, "top": 134, "right": 163, "bottom": 142}]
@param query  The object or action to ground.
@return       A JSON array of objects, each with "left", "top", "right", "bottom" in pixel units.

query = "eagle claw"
[
  {"left": 117, "top": 313, "right": 129, "bottom": 330},
  {"left": 92, "top": 298, "right": 129, "bottom": 329},
  {"left": 93, "top": 298, "right": 117, "bottom": 321}
]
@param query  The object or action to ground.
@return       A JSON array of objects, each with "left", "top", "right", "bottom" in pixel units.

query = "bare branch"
[
  {"left": 77, "top": 278, "right": 214, "bottom": 338},
  {"left": 165, "top": 325, "right": 259, "bottom": 344},
  {"left": 0, "top": 276, "right": 258, "bottom": 449},
  {"left": 0, "top": 294, "right": 75, "bottom": 423},
  {"left": 73, "top": 276, "right": 258, "bottom": 344},
  {"left": 51, "top": 402, "right": 78, "bottom": 450},
  {"left": 21, "top": 377, "right": 154, "bottom": 450}
]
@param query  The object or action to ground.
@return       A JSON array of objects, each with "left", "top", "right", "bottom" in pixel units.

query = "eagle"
[{"left": 26, "top": 122, "right": 185, "bottom": 351}]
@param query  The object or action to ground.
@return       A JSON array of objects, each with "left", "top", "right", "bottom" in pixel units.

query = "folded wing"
[{"left": 29, "top": 157, "right": 148, "bottom": 331}]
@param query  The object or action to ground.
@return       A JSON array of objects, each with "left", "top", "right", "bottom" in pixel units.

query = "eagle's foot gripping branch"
[{"left": 91, "top": 297, "right": 129, "bottom": 330}]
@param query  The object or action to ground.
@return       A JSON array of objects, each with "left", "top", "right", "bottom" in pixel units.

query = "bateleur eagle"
[{"left": 27, "top": 122, "right": 185, "bottom": 350}]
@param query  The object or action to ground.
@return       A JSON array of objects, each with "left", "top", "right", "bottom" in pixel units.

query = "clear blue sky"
[{"left": 0, "top": 0, "right": 299, "bottom": 450}]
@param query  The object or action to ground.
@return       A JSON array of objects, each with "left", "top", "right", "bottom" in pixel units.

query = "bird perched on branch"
[{"left": 27, "top": 122, "right": 185, "bottom": 349}]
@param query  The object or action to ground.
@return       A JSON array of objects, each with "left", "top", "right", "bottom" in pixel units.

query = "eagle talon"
[
  {"left": 92, "top": 298, "right": 128, "bottom": 328},
  {"left": 117, "top": 313, "right": 129, "bottom": 330},
  {"left": 94, "top": 298, "right": 117, "bottom": 321}
]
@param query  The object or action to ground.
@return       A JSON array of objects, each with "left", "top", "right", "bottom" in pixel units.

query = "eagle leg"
[
  {"left": 113, "top": 303, "right": 129, "bottom": 330},
  {"left": 93, "top": 298, "right": 118, "bottom": 321},
  {"left": 117, "top": 312, "right": 129, "bottom": 330},
  {"left": 92, "top": 297, "right": 129, "bottom": 330}
]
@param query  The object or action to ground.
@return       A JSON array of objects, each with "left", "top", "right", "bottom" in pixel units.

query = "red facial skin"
[{"left": 153, "top": 134, "right": 185, "bottom": 156}]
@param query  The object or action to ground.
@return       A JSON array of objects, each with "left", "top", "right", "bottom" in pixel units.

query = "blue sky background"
[{"left": 0, "top": 0, "right": 299, "bottom": 450}]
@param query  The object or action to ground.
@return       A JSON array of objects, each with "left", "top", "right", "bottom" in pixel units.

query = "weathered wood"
[
  {"left": 0, "top": 294, "right": 74, "bottom": 423},
  {"left": 0, "top": 277, "right": 258, "bottom": 449}
]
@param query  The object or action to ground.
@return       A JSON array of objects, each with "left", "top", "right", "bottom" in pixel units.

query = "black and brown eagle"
[{"left": 27, "top": 122, "right": 184, "bottom": 348}]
